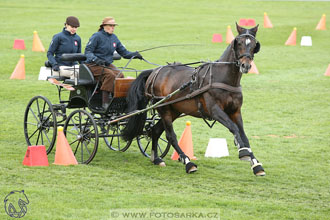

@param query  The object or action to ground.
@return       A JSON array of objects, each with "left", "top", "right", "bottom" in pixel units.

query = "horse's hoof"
[
  {"left": 186, "top": 162, "right": 198, "bottom": 174},
  {"left": 251, "top": 162, "right": 265, "bottom": 176},
  {"left": 152, "top": 157, "right": 165, "bottom": 167},
  {"left": 239, "top": 156, "right": 251, "bottom": 162},
  {"left": 188, "top": 166, "right": 198, "bottom": 173},
  {"left": 256, "top": 171, "right": 266, "bottom": 176}
]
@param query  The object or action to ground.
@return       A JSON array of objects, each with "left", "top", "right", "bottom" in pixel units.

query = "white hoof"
[
  {"left": 256, "top": 171, "right": 266, "bottom": 176},
  {"left": 159, "top": 162, "right": 166, "bottom": 167}
]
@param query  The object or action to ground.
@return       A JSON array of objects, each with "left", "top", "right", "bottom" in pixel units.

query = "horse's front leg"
[
  {"left": 205, "top": 96, "right": 265, "bottom": 176},
  {"left": 159, "top": 110, "right": 197, "bottom": 174},
  {"left": 231, "top": 112, "right": 265, "bottom": 176}
]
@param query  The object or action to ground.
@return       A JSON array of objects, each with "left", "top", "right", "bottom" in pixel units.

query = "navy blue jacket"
[
  {"left": 47, "top": 28, "right": 81, "bottom": 66},
  {"left": 85, "top": 30, "right": 135, "bottom": 64}
]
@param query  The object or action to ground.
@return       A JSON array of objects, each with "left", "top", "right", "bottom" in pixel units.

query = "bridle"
[{"left": 232, "top": 33, "right": 260, "bottom": 67}]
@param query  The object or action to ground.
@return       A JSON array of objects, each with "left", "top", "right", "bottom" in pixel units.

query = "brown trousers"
[{"left": 86, "top": 63, "right": 124, "bottom": 93}]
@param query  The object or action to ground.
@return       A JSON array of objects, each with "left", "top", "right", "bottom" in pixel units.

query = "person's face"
[
  {"left": 66, "top": 24, "right": 78, "bottom": 35},
  {"left": 103, "top": 24, "right": 116, "bottom": 34}
]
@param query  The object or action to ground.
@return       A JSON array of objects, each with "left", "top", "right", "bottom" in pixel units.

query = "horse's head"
[{"left": 233, "top": 23, "right": 260, "bottom": 73}]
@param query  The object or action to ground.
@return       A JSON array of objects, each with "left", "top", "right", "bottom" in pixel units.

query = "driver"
[
  {"left": 84, "top": 16, "right": 143, "bottom": 109},
  {"left": 47, "top": 16, "right": 81, "bottom": 79}
]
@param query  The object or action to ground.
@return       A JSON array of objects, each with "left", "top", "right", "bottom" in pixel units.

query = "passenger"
[
  {"left": 47, "top": 16, "right": 81, "bottom": 79},
  {"left": 85, "top": 16, "right": 143, "bottom": 109}
]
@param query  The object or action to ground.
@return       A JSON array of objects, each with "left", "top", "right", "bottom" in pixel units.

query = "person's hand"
[
  {"left": 52, "top": 65, "right": 60, "bottom": 71},
  {"left": 94, "top": 58, "right": 106, "bottom": 66},
  {"left": 133, "top": 52, "right": 143, "bottom": 60}
]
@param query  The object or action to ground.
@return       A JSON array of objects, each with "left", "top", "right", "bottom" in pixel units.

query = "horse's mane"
[{"left": 217, "top": 43, "right": 233, "bottom": 62}]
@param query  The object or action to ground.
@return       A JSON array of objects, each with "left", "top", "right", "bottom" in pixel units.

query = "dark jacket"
[
  {"left": 47, "top": 28, "right": 81, "bottom": 66},
  {"left": 85, "top": 29, "right": 135, "bottom": 64}
]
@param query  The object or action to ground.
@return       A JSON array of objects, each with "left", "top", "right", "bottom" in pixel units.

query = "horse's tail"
[{"left": 122, "top": 69, "right": 153, "bottom": 141}]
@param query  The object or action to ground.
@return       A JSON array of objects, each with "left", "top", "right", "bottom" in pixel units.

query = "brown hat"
[
  {"left": 100, "top": 17, "right": 118, "bottom": 27},
  {"left": 66, "top": 16, "right": 80, "bottom": 27}
]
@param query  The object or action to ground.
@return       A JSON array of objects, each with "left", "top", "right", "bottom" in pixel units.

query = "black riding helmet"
[{"left": 65, "top": 16, "right": 80, "bottom": 27}]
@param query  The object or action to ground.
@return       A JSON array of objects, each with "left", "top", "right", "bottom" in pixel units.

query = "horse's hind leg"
[
  {"left": 159, "top": 110, "right": 197, "bottom": 174},
  {"left": 150, "top": 120, "right": 166, "bottom": 167}
]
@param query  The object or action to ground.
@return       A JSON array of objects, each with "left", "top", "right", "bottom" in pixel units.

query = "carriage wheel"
[
  {"left": 24, "top": 96, "right": 57, "bottom": 154},
  {"left": 137, "top": 111, "right": 171, "bottom": 158},
  {"left": 103, "top": 120, "right": 132, "bottom": 151},
  {"left": 63, "top": 109, "right": 98, "bottom": 164}
]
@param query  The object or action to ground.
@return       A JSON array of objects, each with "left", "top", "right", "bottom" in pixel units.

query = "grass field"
[{"left": 1, "top": 0, "right": 330, "bottom": 219}]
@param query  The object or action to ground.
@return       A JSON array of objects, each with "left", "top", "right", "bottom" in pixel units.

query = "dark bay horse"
[{"left": 123, "top": 24, "right": 265, "bottom": 176}]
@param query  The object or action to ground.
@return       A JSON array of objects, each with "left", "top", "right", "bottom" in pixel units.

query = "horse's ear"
[
  {"left": 249, "top": 24, "right": 259, "bottom": 37},
  {"left": 254, "top": 41, "right": 260, "bottom": 54},
  {"left": 236, "top": 22, "right": 247, "bottom": 35}
]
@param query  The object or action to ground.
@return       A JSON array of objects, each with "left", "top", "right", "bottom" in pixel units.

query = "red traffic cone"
[
  {"left": 285, "top": 27, "right": 297, "bottom": 46},
  {"left": 324, "top": 64, "right": 330, "bottom": 76},
  {"left": 53, "top": 127, "right": 78, "bottom": 165},
  {"left": 316, "top": 14, "right": 326, "bottom": 30},
  {"left": 264, "top": 12, "right": 273, "bottom": 28},
  {"left": 226, "top": 25, "right": 235, "bottom": 44},
  {"left": 13, "top": 39, "right": 26, "bottom": 50},
  {"left": 22, "top": 145, "right": 49, "bottom": 166},
  {"left": 32, "top": 31, "right": 45, "bottom": 52},
  {"left": 171, "top": 121, "right": 197, "bottom": 160},
  {"left": 212, "top": 34, "right": 223, "bottom": 43},
  {"left": 248, "top": 61, "right": 259, "bottom": 74},
  {"left": 10, "top": 55, "right": 25, "bottom": 79}
]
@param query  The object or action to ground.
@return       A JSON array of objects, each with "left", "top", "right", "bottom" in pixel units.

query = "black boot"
[{"left": 102, "top": 91, "right": 110, "bottom": 109}]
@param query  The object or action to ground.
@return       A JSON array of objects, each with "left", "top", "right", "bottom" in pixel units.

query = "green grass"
[{"left": 1, "top": 0, "right": 330, "bottom": 219}]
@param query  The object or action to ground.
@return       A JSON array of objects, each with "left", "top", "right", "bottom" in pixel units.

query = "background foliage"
[{"left": 0, "top": 0, "right": 329, "bottom": 219}]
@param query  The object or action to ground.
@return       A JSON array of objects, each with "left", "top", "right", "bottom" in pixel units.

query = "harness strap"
[{"left": 154, "top": 82, "right": 241, "bottom": 108}]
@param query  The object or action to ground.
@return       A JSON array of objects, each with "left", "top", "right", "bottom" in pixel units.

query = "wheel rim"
[
  {"left": 64, "top": 110, "right": 98, "bottom": 164},
  {"left": 24, "top": 96, "right": 57, "bottom": 154},
  {"left": 103, "top": 120, "right": 132, "bottom": 151}
]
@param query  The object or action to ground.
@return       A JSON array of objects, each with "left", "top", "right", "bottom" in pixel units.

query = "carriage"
[{"left": 23, "top": 53, "right": 170, "bottom": 164}]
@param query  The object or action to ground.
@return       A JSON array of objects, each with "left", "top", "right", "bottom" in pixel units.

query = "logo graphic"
[
  {"left": 74, "top": 41, "right": 78, "bottom": 46},
  {"left": 113, "top": 42, "right": 116, "bottom": 48},
  {"left": 4, "top": 190, "right": 29, "bottom": 218}
]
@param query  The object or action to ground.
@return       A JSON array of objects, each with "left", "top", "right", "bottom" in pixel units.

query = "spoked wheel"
[
  {"left": 137, "top": 110, "right": 171, "bottom": 158},
  {"left": 103, "top": 120, "right": 132, "bottom": 151},
  {"left": 24, "top": 96, "right": 57, "bottom": 154},
  {"left": 64, "top": 109, "right": 98, "bottom": 164}
]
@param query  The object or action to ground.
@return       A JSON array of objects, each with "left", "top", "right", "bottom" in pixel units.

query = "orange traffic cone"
[
  {"left": 53, "top": 126, "right": 78, "bottom": 165},
  {"left": 171, "top": 121, "right": 197, "bottom": 160},
  {"left": 264, "top": 12, "right": 273, "bottom": 28},
  {"left": 248, "top": 61, "right": 259, "bottom": 74},
  {"left": 316, "top": 14, "right": 326, "bottom": 30},
  {"left": 22, "top": 145, "right": 49, "bottom": 166},
  {"left": 13, "top": 39, "right": 26, "bottom": 50},
  {"left": 285, "top": 27, "right": 297, "bottom": 46},
  {"left": 32, "top": 31, "right": 45, "bottom": 52},
  {"left": 226, "top": 25, "right": 235, "bottom": 44},
  {"left": 10, "top": 55, "right": 25, "bottom": 79},
  {"left": 324, "top": 64, "right": 330, "bottom": 76}
]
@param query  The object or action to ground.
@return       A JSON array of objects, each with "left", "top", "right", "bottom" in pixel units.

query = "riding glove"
[
  {"left": 52, "top": 65, "right": 60, "bottom": 71},
  {"left": 93, "top": 58, "right": 106, "bottom": 66},
  {"left": 132, "top": 52, "right": 143, "bottom": 60}
]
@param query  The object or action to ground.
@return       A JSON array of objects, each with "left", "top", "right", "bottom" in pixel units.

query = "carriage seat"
[{"left": 46, "top": 53, "right": 87, "bottom": 82}]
